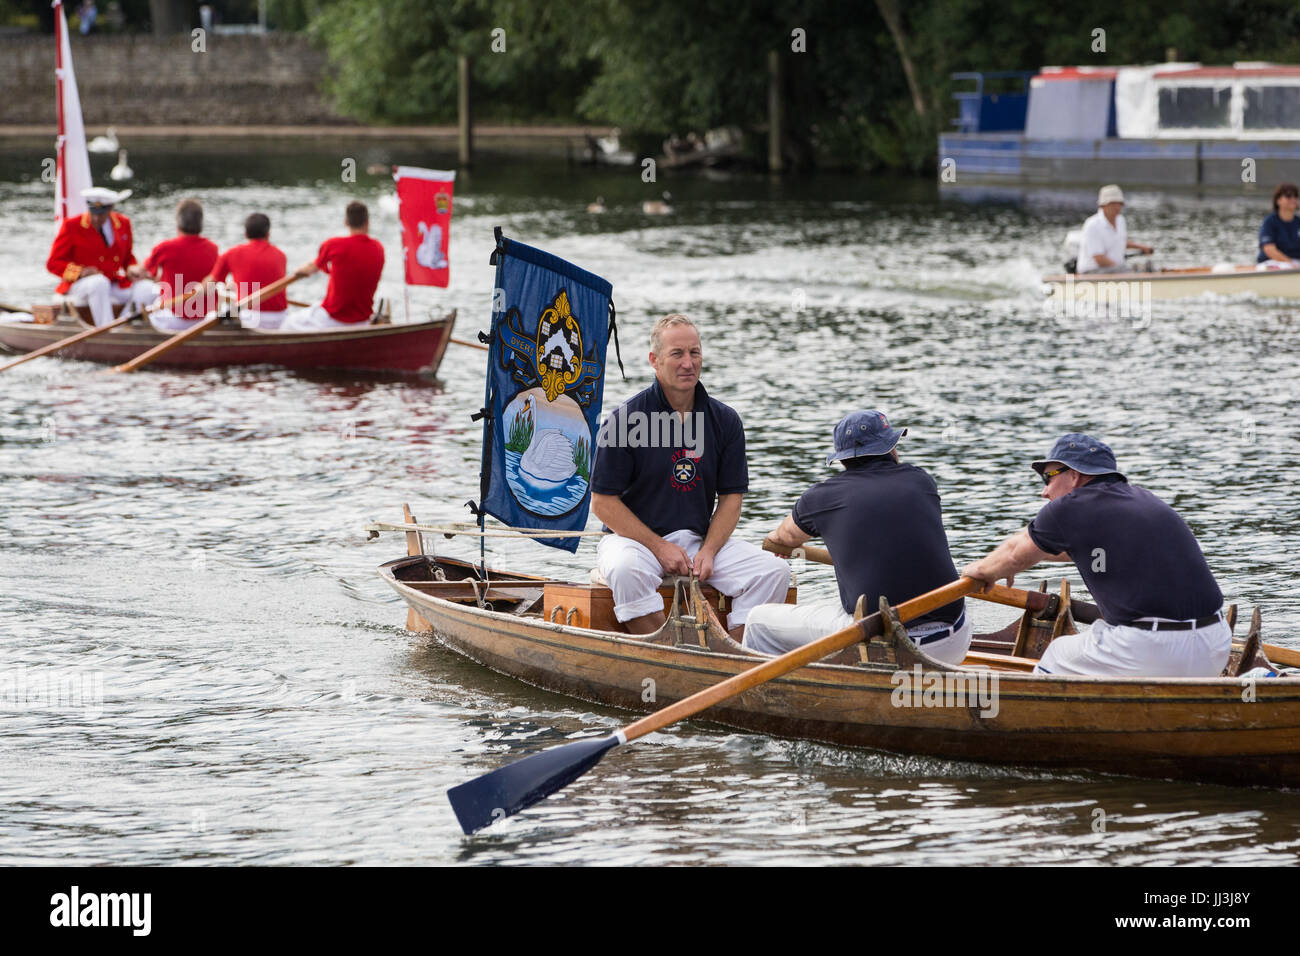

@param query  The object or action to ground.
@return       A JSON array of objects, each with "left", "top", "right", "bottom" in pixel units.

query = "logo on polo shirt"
[{"left": 670, "top": 448, "right": 700, "bottom": 491}]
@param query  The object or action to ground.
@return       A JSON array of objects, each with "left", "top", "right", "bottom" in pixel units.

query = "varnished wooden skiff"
[
  {"left": 380, "top": 551, "right": 1300, "bottom": 790},
  {"left": 0, "top": 305, "right": 457, "bottom": 375}
]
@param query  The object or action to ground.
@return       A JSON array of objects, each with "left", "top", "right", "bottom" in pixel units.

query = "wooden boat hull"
[
  {"left": 380, "top": 554, "right": 1300, "bottom": 789},
  {"left": 0, "top": 310, "right": 456, "bottom": 375},
  {"left": 1042, "top": 265, "right": 1300, "bottom": 301}
]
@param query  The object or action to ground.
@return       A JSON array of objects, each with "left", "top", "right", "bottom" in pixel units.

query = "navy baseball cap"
[
  {"left": 827, "top": 410, "right": 906, "bottom": 465},
  {"left": 1031, "top": 432, "right": 1121, "bottom": 477}
]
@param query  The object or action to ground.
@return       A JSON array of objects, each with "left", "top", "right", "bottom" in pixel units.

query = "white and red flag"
[
  {"left": 393, "top": 166, "right": 455, "bottom": 287},
  {"left": 53, "top": 0, "right": 92, "bottom": 221}
]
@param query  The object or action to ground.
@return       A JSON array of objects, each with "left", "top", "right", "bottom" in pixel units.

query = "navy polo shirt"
[
  {"left": 1027, "top": 474, "right": 1222, "bottom": 625},
  {"left": 791, "top": 459, "right": 964, "bottom": 628},
  {"left": 590, "top": 379, "right": 747, "bottom": 538},
  {"left": 1257, "top": 212, "right": 1300, "bottom": 262}
]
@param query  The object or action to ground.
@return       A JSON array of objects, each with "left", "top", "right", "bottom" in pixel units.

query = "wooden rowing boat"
[
  {"left": 379, "top": 548, "right": 1300, "bottom": 790},
  {"left": 1042, "top": 264, "right": 1300, "bottom": 300},
  {"left": 0, "top": 305, "right": 457, "bottom": 376}
]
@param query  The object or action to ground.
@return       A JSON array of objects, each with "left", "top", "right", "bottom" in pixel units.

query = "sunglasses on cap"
[{"left": 1040, "top": 465, "right": 1071, "bottom": 484}]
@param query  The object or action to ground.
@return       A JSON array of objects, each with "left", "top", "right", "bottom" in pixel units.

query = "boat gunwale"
[{"left": 377, "top": 556, "right": 1300, "bottom": 697}]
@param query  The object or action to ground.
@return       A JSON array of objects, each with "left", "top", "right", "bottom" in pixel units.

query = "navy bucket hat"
[
  {"left": 1031, "top": 432, "right": 1121, "bottom": 477},
  {"left": 827, "top": 410, "right": 906, "bottom": 465}
]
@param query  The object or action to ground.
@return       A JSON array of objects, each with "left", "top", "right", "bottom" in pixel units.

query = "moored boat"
[
  {"left": 379, "top": 545, "right": 1300, "bottom": 791},
  {"left": 1042, "top": 264, "right": 1300, "bottom": 300},
  {"left": 0, "top": 306, "right": 457, "bottom": 375}
]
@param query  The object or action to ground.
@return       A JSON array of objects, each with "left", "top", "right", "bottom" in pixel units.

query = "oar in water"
[
  {"left": 0, "top": 283, "right": 197, "bottom": 374},
  {"left": 110, "top": 273, "right": 301, "bottom": 374},
  {"left": 760, "top": 538, "right": 1101, "bottom": 623},
  {"left": 446, "top": 576, "right": 979, "bottom": 834}
]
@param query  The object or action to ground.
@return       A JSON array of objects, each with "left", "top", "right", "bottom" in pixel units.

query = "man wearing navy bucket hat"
[
  {"left": 962, "top": 432, "right": 1231, "bottom": 677},
  {"left": 746, "top": 409, "right": 971, "bottom": 663}
]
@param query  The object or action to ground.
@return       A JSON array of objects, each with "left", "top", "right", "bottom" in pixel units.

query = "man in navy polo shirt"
[
  {"left": 744, "top": 410, "right": 971, "bottom": 664},
  {"left": 961, "top": 433, "right": 1230, "bottom": 677},
  {"left": 590, "top": 314, "right": 789, "bottom": 639}
]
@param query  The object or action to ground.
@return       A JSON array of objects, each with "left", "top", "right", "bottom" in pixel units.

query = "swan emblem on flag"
[
  {"left": 534, "top": 290, "right": 584, "bottom": 402},
  {"left": 416, "top": 222, "right": 447, "bottom": 270}
]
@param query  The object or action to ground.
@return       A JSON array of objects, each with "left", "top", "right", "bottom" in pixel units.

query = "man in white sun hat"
[
  {"left": 744, "top": 409, "right": 971, "bottom": 664},
  {"left": 1076, "top": 184, "right": 1154, "bottom": 274},
  {"left": 46, "top": 186, "right": 156, "bottom": 326}
]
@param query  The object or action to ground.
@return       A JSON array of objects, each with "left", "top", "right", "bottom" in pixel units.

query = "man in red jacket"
[
  {"left": 283, "top": 201, "right": 384, "bottom": 332},
  {"left": 143, "top": 198, "right": 220, "bottom": 330},
  {"left": 204, "top": 212, "right": 289, "bottom": 329},
  {"left": 45, "top": 186, "right": 156, "bottom": 326}
]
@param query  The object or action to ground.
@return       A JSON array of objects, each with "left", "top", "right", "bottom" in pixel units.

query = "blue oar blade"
[{"left": 448, "top": 734, "right": 620, "bottom": 834}]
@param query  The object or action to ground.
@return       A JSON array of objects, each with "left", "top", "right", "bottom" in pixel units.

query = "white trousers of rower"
[
  {"left": 1034, "top": 616, "right": 1231, "bottom": 677},
  {"left": 596, "top": 530, "right": 790, "bottom": 631},
  {"left": 238, "top": 309, "right": 288, "bottom": 330},
  {"left": 66, "top": 274, "right": 156, "bottom": 327},
  {"left": 281, "top": 303, "right": 359, "bottom": 332},
  {"left": 149, "top": 307, "right": 201, "bottom": 331},
  {"left": 743, "top": 600, "right": 973, "bottom": 665}
]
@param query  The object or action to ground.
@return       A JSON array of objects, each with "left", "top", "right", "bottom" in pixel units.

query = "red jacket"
[{"left": 46, "top": 211, "right": 137, "bottom": 294}]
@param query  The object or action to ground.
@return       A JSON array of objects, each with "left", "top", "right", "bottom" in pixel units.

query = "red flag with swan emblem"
[{"left": 393, "top": 166, "right": 455, "bottom": 287}]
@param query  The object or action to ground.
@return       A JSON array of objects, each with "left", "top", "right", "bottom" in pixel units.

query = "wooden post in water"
[
  {"left": 767, "top": 50, "right": 784, "bottom": 174},
  {"left": 458, "top": 55, "right": 474, "bottom": 168}
]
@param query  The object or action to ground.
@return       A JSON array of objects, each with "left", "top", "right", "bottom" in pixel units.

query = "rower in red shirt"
[
  {"left": 283, "top": 201, "right": 385, "bottom": 331},
  {"left": 45, "top": 186, "right": 156, "bottom": 326},
  {"left": 204, "top": 213, "right": 289, "bottom": 329},
  {"left": 143, "top": 198, "right": 220, "bottom": 331}
]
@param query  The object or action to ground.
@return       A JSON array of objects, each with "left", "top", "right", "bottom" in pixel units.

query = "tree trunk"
[
  {"left": 148, "top": 0, "right": 191, "bottom": 35},
  {"left": 875, "top": 0, "right": 926, "bottom": 117}
]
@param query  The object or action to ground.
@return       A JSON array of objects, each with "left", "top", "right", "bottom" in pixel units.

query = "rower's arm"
[
  {"left": 293, "top": 261, "right": 320, "bottom": 279},
  {"left": 592, "top": 493, "right": 692, "bottom": 576},
  {"left": 1261, "top": 242, "right": 1293, "bottom": 263},
  {"left": 961, "top": 528, "right": 1060, "bottom": 589},
  {"left": 765, "top": 513, "right": 812, "bottom": 552}
]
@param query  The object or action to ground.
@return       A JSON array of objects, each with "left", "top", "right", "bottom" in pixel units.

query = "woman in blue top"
[{"left": 1257, "top": 182, "right": 1300, "bottom": 267}]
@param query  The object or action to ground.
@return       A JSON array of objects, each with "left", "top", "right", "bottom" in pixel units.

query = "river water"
[{"left": 2, "top": 140, "right": 1299, "bottom": 865}]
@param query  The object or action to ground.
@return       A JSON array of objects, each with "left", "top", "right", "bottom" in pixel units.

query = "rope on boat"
[{"left": 365, "top": 520, "right": 608, "bottom": 540}]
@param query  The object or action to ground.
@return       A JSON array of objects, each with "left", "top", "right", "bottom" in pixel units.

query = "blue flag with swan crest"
[{"left": 478, "top": 229, "right": 615, "bottom": 552}]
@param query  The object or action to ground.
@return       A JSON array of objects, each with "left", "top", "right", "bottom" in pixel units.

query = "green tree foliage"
[
  {"left": 308, "top": 0, "right": 1300, "bottom": 171},
  {"left": 310, "top": 0, "right": 595, "bottom": 123}
]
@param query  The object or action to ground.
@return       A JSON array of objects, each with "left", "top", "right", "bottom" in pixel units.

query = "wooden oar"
[
  {"left": 446, "top": 575, "right": 978, "bottom": 834},
  {"left": 450, "top": 336, "right": 488, "bottom": 351},
  {"left": 0, "top": 309, "right": 140, "bottom": 373},
  {"left": 759, "top": 538, "right": 1102, "bottom": 623},
  {"left": 0, "top": 284, "right": 211, "bottom": 374},
  {"left": 111, "top": 273, "right": 300, "bottom": 374}
]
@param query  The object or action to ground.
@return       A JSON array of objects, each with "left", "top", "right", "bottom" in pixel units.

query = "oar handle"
[
  {"left": 761, "top": 538, "right": 1098, "bottom": 622},
  {"left": 618, "top": 576, "right": 978, "bottom": 745}
]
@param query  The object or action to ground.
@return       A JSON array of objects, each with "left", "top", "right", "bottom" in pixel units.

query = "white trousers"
[
  {"left": 239, "top": 309, "right": 288, "bottom": 330},
  {"left": 1035, "top": 616, "right": 1231, "bottom": 677},
  {"left": 66, "top": 274, "right": 156, "bottom": 327},
  {"left": 743, "top": 599, "right": 973, "bottom": 665},
  {"left": 595, "top": 530, "right": 790, "bottom": 630},
  {"left": 148, "top": 309, "right": 202, "bottom": 332},
  {"left": 282, "top": 304, "right": 360, "bottom": 332}
]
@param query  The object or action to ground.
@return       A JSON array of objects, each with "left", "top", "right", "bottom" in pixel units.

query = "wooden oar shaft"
[
  {"left": 618, "top": 577, "right": 978, "bottom": 745},
  {"left": 0, "top": 310, "right": 136, "bottom": 373},
  {"left": 450, "top": 336, "right": 488, "bottom": 351},
  {"left": 112, "top": 273, "right": 299, "bottom": 374},
  {"left": 760, "top": 538, "right": 1098, "bottom": 621}
]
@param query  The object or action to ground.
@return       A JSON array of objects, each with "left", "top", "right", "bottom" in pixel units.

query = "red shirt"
[
  {"left": 146, "top": 234, "right": 219, "bottom": 305},
  {"left": 46, "top": 211, "right": 136, "bottom": 293},
  {"left": 316, "top": 233, "right": 384, "bottom": 323},
  {"left": 209, "top": 239, "right": 288, "bottom": 311}
]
